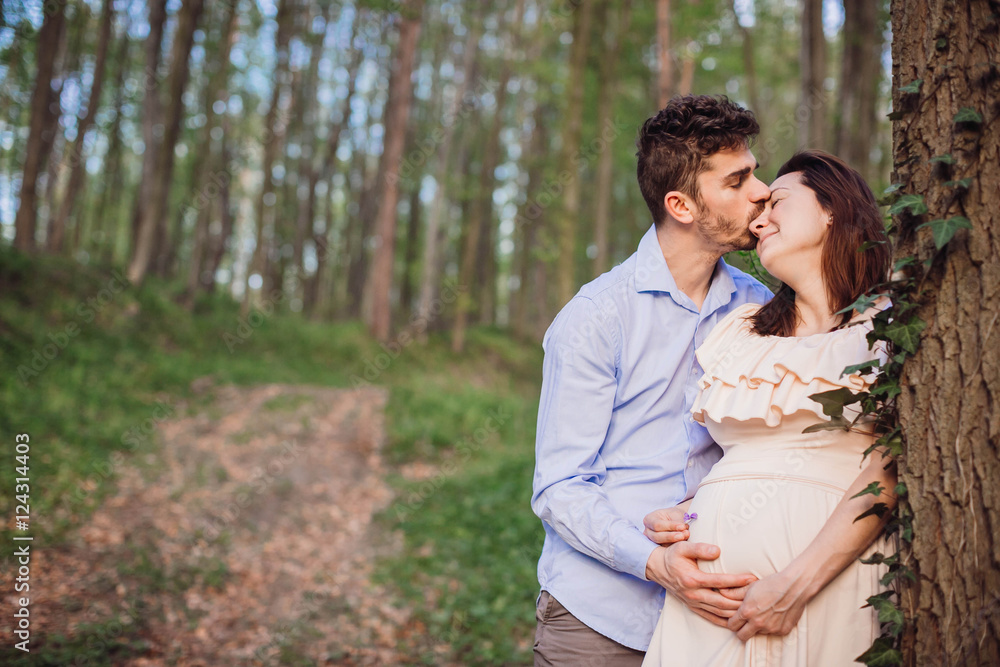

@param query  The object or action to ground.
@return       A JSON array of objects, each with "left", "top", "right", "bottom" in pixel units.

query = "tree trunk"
[
  {"left": 891, "top": 2, "right": 1000, "bottom": 665},
  {"left": 415, "top": 12, "right": 482, "bottom": 335},
  {"left": 737, "top": 7, "right": 762, "bottom": 119},
  {"left": 593, "top": 0, "right": 631, "bottom": 277},
  {"left": 398, "top": 185, "right": 422, "bottom": 317},
  {"left": 366, "top": 0, "right": 424, "bottom": 341},
  {"left": 129, "top": 0, "right": 208, "bottom": 283},
  {"left": 50, "top": 0, "right": 114, "bottom": 253},
  {"left": 834, "top": 0, "right": 882, "bottom": 183},
  {"left": 13, "top": 2, "right": 67, "bottom": 252},
  {"left": 799, "top": 0, "right": 828, "bottom": 149},
  {"left": 554, "top": 0, "right": 594, "bottom": 308},
  {"left": 656, "top": 0, "right": 672, "bottom": 108},
  {"left": 513, "top": 104, "right": 548, "bottom": 340}
]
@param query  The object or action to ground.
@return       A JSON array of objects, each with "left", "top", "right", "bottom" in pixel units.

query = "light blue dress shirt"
[{"left": 531, "top": 224, "right": 772, "bottom": 650}]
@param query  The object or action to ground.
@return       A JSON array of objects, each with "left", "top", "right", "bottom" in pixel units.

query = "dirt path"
[{"left": 26, "top": 383, "right": 417, "bottom": 665}]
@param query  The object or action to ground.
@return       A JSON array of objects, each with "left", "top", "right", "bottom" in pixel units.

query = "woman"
[{"left": 642, "top": 150, "right": 896, "bottom": 666}]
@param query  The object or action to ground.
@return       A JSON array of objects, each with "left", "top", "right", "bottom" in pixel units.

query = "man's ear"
[{"left": 664, "top": 191, "right": 696, "bottom": 225}]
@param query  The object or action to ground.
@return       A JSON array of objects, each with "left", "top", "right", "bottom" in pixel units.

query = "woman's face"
[{"left": 749, "top": 171, "right": 831, "bottom": 283}]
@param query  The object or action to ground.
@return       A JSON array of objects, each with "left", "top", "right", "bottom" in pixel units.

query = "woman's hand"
[
  {"left": 727, "top": 570, "right": 810, "bottom": 641},
  {"left": 642, "top": 506, "right": 694, "bottom": 545}
]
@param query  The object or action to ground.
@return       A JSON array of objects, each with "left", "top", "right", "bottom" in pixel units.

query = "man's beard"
[{"left": 699, "top": 202, "right": 764, "bottom": 252}]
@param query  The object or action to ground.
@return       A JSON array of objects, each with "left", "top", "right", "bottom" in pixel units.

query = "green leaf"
[
  {"left": 916, "top": 215, "right": 973, "bottom": 249},
  {"left": 802, "top": 416, "right": 851, "bottom": 433},
  {"left": 929, "top": 153, "right": 955, "bottom": 165},
  {"left": 893, "top": 256, "right": 918, "bottom": 271},
  {"left": 841, "top": 359, "right": 881, "bottom": 378},
  {"left": 854, "top": 503, "right": 890, "bottom": 523},
  {"left": 808, "top": 387, "right": 863, "bottom": 418},
  {"left": 883, "top": 317, "right": 926, "bottom": 354},
  {"left": 894, "top": 482, "right": 907, "bottom": 496},
  {"left": 944, "top": 177, "right": 972, "bottom": 189},
  {"left": 888, "top": 194, "right": 928, "bottom": 216},
  {"left": 882, "top": 183, "right": 903, "bottom": 195},
  {"left": 835, "top": 292, "right": 889, "bottom": 316},
  {"left": 856, "top": 637, "right": 903, "bottom": 667},
  {"left": 858, "top": 239, "right": 887, "bottom": 251},
  {"left": 870, "top": 378, "right": 901, "bottom": 400},
  {"left": 887, "top": 110, "right": 907, "bottom": 120},
  {"left": 860, "top": 551, "right": 887, "bottom": 565},
  {"left": 898, "top": 79, "right": 923, "bottom": 93},
  {"left": 954, "top": 107, "right": 983, "bottom": 123},
  {"left": 852, "top": 482, "right": 885, "bottom": 499}
]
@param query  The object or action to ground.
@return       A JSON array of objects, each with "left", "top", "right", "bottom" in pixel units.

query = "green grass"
[{"left": 0, "top": 245, "right": 544, "bottom": 665}]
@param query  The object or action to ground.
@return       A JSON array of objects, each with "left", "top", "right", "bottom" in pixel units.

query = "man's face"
[{"left": 690, "top": 147, "right": 771, "bottom": 252}]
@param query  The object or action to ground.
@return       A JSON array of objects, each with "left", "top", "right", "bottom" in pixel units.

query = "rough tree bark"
[
  {"left": 14, "top": 1, "right": 66, "bottom": 252},
  {"left": 366, "top": 0, "right": 424, "bottom": 341},
  {"left": 891, "top": 1, "right": 1000, "bottom": 665}
]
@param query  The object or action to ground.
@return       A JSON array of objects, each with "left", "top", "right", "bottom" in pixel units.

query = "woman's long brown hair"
[{"left": 749, "top": 150, "right": 891, "bottom": 337}]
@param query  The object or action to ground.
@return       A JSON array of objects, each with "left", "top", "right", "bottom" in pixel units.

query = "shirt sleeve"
[{"left": 530, "top": 296, "right": 658, "bottom": 580}]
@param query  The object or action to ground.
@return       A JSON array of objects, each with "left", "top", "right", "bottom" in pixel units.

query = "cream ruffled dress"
[{"left": 643, "top": 303, "right": 890, "bottom": 667}]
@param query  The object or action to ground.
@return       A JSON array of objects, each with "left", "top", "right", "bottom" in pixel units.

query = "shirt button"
[{"left": 687, "top": 460, "right": 694, "bottom": 468}]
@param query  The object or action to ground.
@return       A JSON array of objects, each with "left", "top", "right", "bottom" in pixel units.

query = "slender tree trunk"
[
  {"left": 398, "top": 185, "right": 422, "bottom": 316},
  {"left": 799, "top": 0, "right": 828, "bottom": 149},
  {"left": 892, "top": 3, "right": 1000, "bottom": 666},
  {"left": 737, "top": 8, "right": 762, "bottom": 118},
  {"left": 202, "top": 116, "right": 235, "bottom": 295},
  {"left": 415, "top": 14, "right": 482, "bottom": 336},
  {"left": 593, "top": 0, "right": 630, "bottom": 277},
  {"left": 50, "top": 0, "right": 113, "bottom": 253},
  {"left": 554, "top": 0, "right": 594, "bottom": 308},
  {"left": 14, "top": 2, "right": 67, "bottom": 252},
  {"left": 656, "top": 0, "right": 672, "bottom": 108},
  {"left": 513, "top": 104, "right": 547, "bottom": 340},
  {"left": 366, "top": 0, "right": 425, "bottom": 341},
  {"left": 834, "top": 0, "right": 882, "bottom": 183}
]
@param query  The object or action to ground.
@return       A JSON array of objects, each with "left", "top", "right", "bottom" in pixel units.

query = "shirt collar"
[{"left": 634, "top": 224, "right": 739, "bottom": 312}]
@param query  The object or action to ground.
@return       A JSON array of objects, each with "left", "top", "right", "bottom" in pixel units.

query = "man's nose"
[{"left": 748, "top": 175, "right": 770, "bottom": 204}]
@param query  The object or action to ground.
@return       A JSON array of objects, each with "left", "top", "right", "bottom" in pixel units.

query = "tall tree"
[
  {"left": 799, "top": 0, "right": 827, "bottom": 149},
  {"left": 127, "top": 0, "right": 206, "bottom": 283},
  {"left": 891, "top": 2, "right": 1000, "bottom": 665},
  {"left": 834, "top": 0, "right": 883, "bottom": 183},
  {"left": 243, "top": 0, "right": 295, "bottom": 314},
  {"left": 366, "top": 0, "right": 425, "bottom": 341},
  {"left": 592, "top": 0, "right": 631, "bottom": 277},
  {"left": 415, "top": 12, "right": 483, "bottom": 335},
  {"left": 553, "top": 0, "right": 594, "bottom": 308},
  {"left": 50, "top": 0, "right": 115, "bottom": 254},
  {"left": 13, "top": 1, "right": 67, "bottom": 252},
  {"left": 656, "top": 0, "right": 673, "bottom": 108},
  {"left": 452, "top": 0, "right": 524, "bottom": 349}
]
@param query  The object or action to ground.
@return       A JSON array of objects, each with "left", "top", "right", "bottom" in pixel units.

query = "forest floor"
[{"left": 21, "top": 381, "right": 450, "bottom": 666}]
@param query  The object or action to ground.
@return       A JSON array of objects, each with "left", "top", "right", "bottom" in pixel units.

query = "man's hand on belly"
[{"left": 645, "top": 543, "right": 758, "bottom": 628}]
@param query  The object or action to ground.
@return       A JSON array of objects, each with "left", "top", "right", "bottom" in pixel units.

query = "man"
[{"left": 531, "top": 95, "right": 772, "bottom": 665}]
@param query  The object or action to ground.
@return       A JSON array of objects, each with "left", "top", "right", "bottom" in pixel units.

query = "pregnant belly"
[{"left": 685, "top": 477, "right": 844, "bottom": 578}]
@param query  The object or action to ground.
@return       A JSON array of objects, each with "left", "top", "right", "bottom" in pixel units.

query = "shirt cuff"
[{"left": 616, "top": 528, "right": 660, "bottom": 580}]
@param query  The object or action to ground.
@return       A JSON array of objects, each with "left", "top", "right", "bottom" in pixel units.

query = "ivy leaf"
[
  {"left": 852, "top": 482, "right": 885, "bottom": 499},
  {"left": 944, "top": 177, "right": 972, "bottom": 189},
  {"left": 842, "top": 359, "right": 881, "bottom": 377},
  {"left": 887, "top": 110, "right": 907, "bottom": 120},
  {"left": 929, "top": 153, "right": 955, "bottom": 164},
  {"left": 888, "top": 194, "right": 928, "bottom": 216},
  {"left": 898, "top": 79, "right": 923, "bottom": 93},
  {"left": 882, "top": 183, "right": 903, "bottom": 195},
  {"left": 954, "top": 107, "right": 983, "bottom": 124},
  {"left": 855, "top": 503, "right": 890, "bottom": 523},
  {"left": 894, "top": 482, "right": 907, "bottom": 497},
  {"left": 883, "top": 316, "right": 926, "bottom": 354},
  {"left": 808, "top": 387, "right": 863, "bottom": 418},
  {"left": 858, "top": 239, "right": 887, "bottom": 251},
  {"left": 835, "top": 292, "right": 889, "bottom": 316},
  {"left": 856, "top": 636, "right": 903, "bottom": 666},
  {"left": 860, "top": 551, "right": 887, "bottom": 565},
  {"left": 893, "top": 256, "right": 918, "bottom": 271},
  {"left": 870, "top": 378, "right": 901, "bottom": 400},
  {"left": 802, "top": 416, "right": 851, "bottom": 433},
  {"left": 916, "top": 215, "right": 973, "bottom": 249}
]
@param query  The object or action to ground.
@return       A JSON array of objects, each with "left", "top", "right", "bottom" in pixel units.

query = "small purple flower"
[{"left": 684, "top": 512, "right": 698, "bottom": 523}]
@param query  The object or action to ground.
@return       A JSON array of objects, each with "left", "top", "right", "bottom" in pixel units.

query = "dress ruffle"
[{"left": 691, "top": 303, "right": 888, "bottom": 427}]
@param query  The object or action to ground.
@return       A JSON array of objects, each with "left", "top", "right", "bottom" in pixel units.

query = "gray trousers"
[{"left": 533, "top": 590, "right": 646, "bottom": 667}]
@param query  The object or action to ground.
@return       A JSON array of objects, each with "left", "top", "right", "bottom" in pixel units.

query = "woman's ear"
[{"left": 664, "top": 191, "right": 696, "bottom": 225}]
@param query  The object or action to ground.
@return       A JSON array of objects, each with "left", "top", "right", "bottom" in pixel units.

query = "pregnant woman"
[{"left": 643, "top": 150, "right": 897, "bottom": 666}]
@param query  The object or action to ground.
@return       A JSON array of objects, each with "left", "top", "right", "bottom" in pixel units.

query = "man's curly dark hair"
[{"left": 636, "top": 95, "right": 759, "bottom": 226}]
